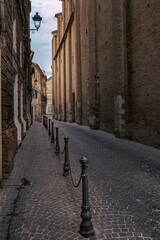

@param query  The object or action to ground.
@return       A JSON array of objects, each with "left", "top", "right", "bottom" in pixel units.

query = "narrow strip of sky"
[{"left": 30, "top": 0, "right": 62, "bottom": 77}]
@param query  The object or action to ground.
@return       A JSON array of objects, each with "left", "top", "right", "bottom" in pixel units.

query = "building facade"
[
  {"left": 52, "top": 0, "right": 160, "bottom": 148},
  {"left": 46, "top": 76, "right": 53, "bottom": 115},
  {"left": 0, "top": 0, "right": 33, "bottom": 178},
  {"left": 31, "top": 63, "right": 47, "bottom": 120}
]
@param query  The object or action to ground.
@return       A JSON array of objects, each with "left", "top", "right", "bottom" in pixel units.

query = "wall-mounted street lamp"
[
  {"left": 31, "top": 12, "right": 42, "bottom": 31},
  {"left": 20, "top": 12, "right": 42, "bottom": 34}
]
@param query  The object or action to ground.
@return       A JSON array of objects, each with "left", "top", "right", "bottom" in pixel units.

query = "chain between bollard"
[
  {"left": 62, "top": 136, "right": 82, "bottom": 187},
  {"left": 61, "top": 145, "right": 65, "bottom": 154},
  {"left": 69, "top": 165, "right": 82, "bottom": 188},
  {"left": 62, "top": 136, "right": 94, "bottom": 237}
]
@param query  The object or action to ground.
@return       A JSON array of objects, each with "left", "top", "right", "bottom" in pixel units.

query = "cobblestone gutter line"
[
  {"left": 6, "top": 186, "right": 21, "bottom": 239},
  {"left": 5, "top": 178, "right": 30, "bottom": 239},
  {"left": 0, "top": 176, "right": 31, "bottom": 239},
  {"left": 0, "top": 180, "right": 21, "bottom": 240}
]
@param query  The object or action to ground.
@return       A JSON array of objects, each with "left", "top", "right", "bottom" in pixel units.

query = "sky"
[{"left": 30, "top": 0, "right": 62, "bottom": 78}]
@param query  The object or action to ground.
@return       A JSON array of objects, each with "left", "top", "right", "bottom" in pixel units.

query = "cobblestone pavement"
[{"left": 0, "top": 119, "right": 160, "bottom": 240}]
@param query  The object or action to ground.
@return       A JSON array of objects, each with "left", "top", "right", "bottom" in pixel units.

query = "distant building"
[
  {"left": 46, "top": 76, "right": 53, "bottom": 115},
  {"left": 31, "top": 63, "right": 47, "bottom": 120},
  {"left": 0, "top": 0, "right": 32, "bottom": 178}
]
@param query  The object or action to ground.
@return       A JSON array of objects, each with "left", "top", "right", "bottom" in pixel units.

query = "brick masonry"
[
  {"left": 52, "top": 0, "right": 160, "bottom": 148},
  {"left": 0, "top": 0, "right": 32, "bottom": 176},
  {"left": 125, "top": 0, "right": 160, "bottom": 147}
]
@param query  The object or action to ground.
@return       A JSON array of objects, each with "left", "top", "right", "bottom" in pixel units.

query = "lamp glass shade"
[{"left": 32, "top": 12, "right": 42, "bottom": 30}]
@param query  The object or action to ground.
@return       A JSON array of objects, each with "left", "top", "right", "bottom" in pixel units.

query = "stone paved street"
[{"left": 0, "top": 119, "right": 160, "bottom": 239}]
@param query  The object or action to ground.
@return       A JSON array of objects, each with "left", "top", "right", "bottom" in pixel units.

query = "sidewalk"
[
  {"left": 0, "top": 121, "right": 93, "bottom": 240},
  {"left": 0, "top": 120, "right": 157, "bottom": 239}
]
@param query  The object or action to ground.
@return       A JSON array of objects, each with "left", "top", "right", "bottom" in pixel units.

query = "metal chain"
[
  {"left": 62, "top": 139, "right": 82, "bottom": 188},
  {"left": 61, "top": 144, "right": 65, "bottom": 154},
  {"left": 69, "top": 165, "right": 82, "bottom": 188}
]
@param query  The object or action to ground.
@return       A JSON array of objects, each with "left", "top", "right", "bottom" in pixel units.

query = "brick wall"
[
  {"left": 1, "top": 0, "right": 16, "bottom": 175},
  {"left": 126, "top": 0, "right": 160, "bottom": 147},
  {"left": 95, "top": 0, "right": 116, "bottom": 132},
  {"left": 52, "top": 0, "right": 160, "bottom": 148},
  {"left": 79, "top": 0, "right": 89, "bottom": 126},
  {"left": 1, "top": 0, "right": 31, "bottom": 176},
  {"left": 72, "top": 0, "right": 82, "bottom": 124}
]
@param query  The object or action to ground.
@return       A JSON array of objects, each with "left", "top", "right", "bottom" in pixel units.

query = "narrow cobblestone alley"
[{"left": 0, "top": 119, "right": 160, "bottom": 240}]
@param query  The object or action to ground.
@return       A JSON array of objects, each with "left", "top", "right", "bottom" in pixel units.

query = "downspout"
[
  {"left": 0, "top": 49, "right": 2, "bottom": 181},
  {"left": 0, "top": 0, "right": 4, "bottom": 181},
  {"left": 63, "top": 38, "right": 66, "bottom": 122}
]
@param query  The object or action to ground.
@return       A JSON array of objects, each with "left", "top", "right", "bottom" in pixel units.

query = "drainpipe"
[
  {"left": 63, "top": 40, "right": 66, "bottom": 122},
  {"left": 0, "top": 49, "right": 2, "bottom": 181},
  {"left": 0, "top": 0, "right": 4, "bottom": 180}
]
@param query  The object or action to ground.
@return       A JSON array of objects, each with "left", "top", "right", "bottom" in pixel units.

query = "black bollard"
[
  {"left": 79, "top": 157, "right": 94, "bottom": 238},
  {"left": 46, "top": 117, "right": 48, "bottom": 130},
  {"left": 63, "top": 136, "right": 70, "bottom": 177},
  {"left": 48, "top": 119, "right": 51, "bottom": 135},
  {"left": 45, "top": 116, "right": 47, "bottom": 128},
  {"left": 51, "top": 121, "right": 54, "bottom": 143},
  {"left": 44, "top": 116, "right": 45, "bottom": 127},
  {"left": 55, "top": 127, "right": 60, "bottom": 154},
  {"left": 43, "top": 115, "right": 45, "bottom": 126},
  {"left": 43, "top": 116, "right": 45, "bottom": 127}
]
